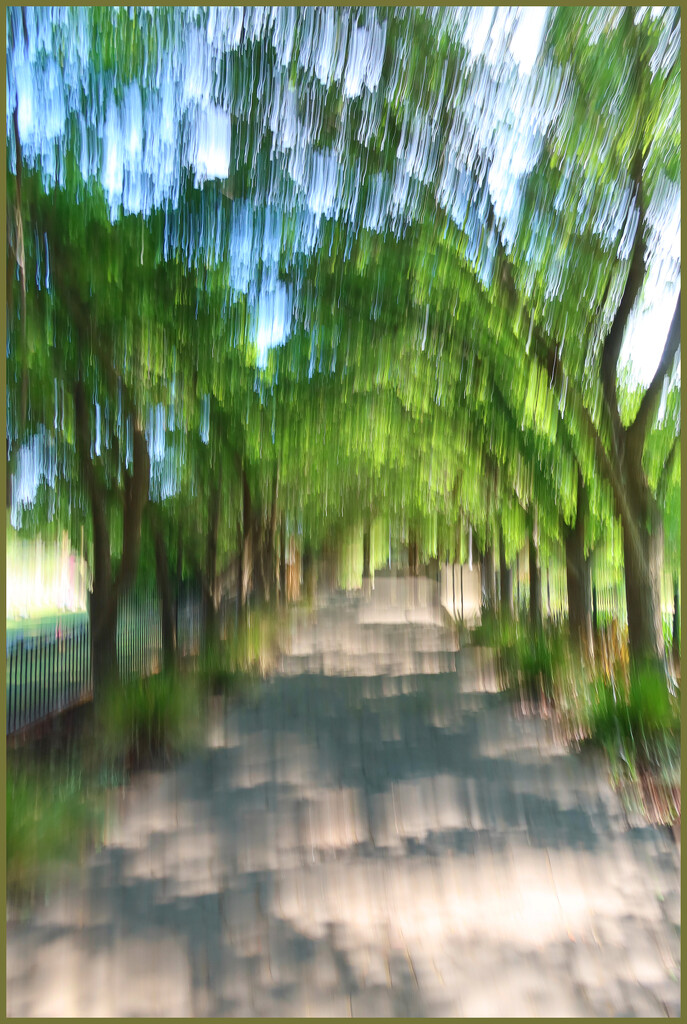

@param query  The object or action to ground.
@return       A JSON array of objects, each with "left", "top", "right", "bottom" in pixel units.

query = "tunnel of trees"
[{"left": 6, "top": 7, "right": 681, "bottom": 698}]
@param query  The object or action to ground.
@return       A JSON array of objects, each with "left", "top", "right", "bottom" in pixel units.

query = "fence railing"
[
  {"left": 6, "top": 581, "right": 209, "bottom": 736},
  {"left": 6, "top": 623, "right": 91, "bottom": 736},
  {"left": 176, "top": 580, "right": 205, "bottom": 659},
  {"left": 117, "top": 585, "right": 163, "bottom": 682}
]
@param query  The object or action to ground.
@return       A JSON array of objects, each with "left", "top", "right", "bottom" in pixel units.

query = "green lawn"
[{"left": 7, "top": 611, "right": 89, "bottom": 640}]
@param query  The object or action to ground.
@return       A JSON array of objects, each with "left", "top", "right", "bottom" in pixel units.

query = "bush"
[
  {"left": 585, "top": 662, "right": 680, "bottom": 785},
  {"left": 495, "top": 625, "right": 568, "bottom": 708},
  {"left": 98, "top": 671, "right": 202, "bottom": 771},
  {"left": 471, "top": 609, "right": 517, "bottom": 649},
  {"left": 200, "top": 606, "right": 286, "bottom": 694}
]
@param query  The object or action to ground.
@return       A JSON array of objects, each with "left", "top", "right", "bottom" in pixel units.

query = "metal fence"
[
  {"left": 6, "top": 582, "right": 207, "bottom": 736},
  {"left": 117, "top": 585, "right": 163, "bottom": 681},
  {"left": 6, "top": 623, "right": 91, "bottom": 736},
  {"left": 176, "top": 580, "right": 205, "bottom": 658}
]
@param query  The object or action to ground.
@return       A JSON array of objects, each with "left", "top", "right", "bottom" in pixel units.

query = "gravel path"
[{"left": 6, "top": 581, "right": 681, "bottom": 1016}]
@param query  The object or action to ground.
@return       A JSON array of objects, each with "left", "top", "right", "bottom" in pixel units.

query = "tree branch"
[
  {"left": 598, "top": 146, "right": 646, "bottom": 457},
  {"left": 114, "top": 422, "right": 150, "bottom": 593},
  {"left": 656, "top": 427, "right": 681, "bottom": 504},
  {"left": 626, "top": 290, "right": 680, "bottom": 456}
]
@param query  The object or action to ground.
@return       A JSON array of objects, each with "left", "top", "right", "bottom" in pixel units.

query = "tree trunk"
[
  {"left": 483, "top": 542, "right": 497, "bottom": 612},
  {"left": 565, "top": 471, "right": 593, "bottom": 660},
  {"left": 87, "top": 472, "right": 119, "bottom": 693},
  {"left": 203, "top": 475, "right": 221, "bottom": 647},
  {"left": 89, "top": 588, "right": 118, "bottom": 696},
  {"left": 74, "top": 382, "right": 118, "bottom": 693},
  {"left": 239, "top": 466, "right": 253, "bottom": 611},
  {"left": 176, "top": 524, "right": 183, "bottom": 648},
  {"left": 621, "top": 474, "right": 665, "bottom": 665},
  {"left": 267, "top": 467, "right": 279, "bottom": 605},
  {"left": 592, "top": 584, "right": 598, "bottom": 635},
  {"left": 528, "top": 507, "right": 542, "bottom": 634},
  {"left": 119, "top": 426, "right": 151, "bottom": 590},
  {"left": 303, "top": 542, "right": 316, "bottom": 604},
  {"left": 279, "top": 515, "right": 287, "bottom": 605},
  {"left": 153, "top": 523, "right": 177, "bottom": 673},
  {"left": 516, "top": 550, "right": 520, "bottom": 614},
  {"left": 408, "top": 530, "right": 418, "bottom": 576},
  {"left": 362, "top": 519, "right": 371, "bottom": 579},
  {"left": 499, "top": 526, "right": 513, "bottom": 620}
]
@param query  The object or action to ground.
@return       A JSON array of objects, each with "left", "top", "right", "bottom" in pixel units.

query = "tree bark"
[
  {"left": 592, "top": 585, "right": 598, "bottom": 636},
  {"left": 621, "top": 463, "right": 665, "bottom": 666},
  {"left": 516, "top": 550, "right": 520, "bottom": 614},
  {"left": 239, "top": 465, "right": 253, "bottom": 610},
  {"left": 408, "top": 530, "right": 418, "bottom": 576},
  {"left": 89, "top": 589, "right": 118, "bottom": 696},
  {"left": 74, "top": 381, "right": 117, "bottom": 693},
  {"left": 565, "top": 470, "right": 594, "bottom": 660},
  {"left": 267, "top": 466, "right": 279, "bottom": 605},
  {"left": 153, "top": 522, "right": 177, "bottom": 672},
  {"left": 499, "top": 526, "right": 513, "bottom": 620},
  {"left": 362, "top": 518, "right": 371, "bottom": 579},
  {"left": 614, "top": 295, "right": 679, "bottom": 667},
  {"left": 203, "top": 474, "right": 221, "bottom": 647},
  {"left": 483, "top": 541, "right": 497, "bottom": 612},
  {"left": 303, "top": 542, "right": 316, "bottom": 604},
  {"left": 279, "top": 515, "right": 287, "bottom": 605},
  {"left": 528, "top": 507, "right": 542, "bottom": 634},
  {"left": 74, "top": 390, "right": 149, "bottom": 694}
]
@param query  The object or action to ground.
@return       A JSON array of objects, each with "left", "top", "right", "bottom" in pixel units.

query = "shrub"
[
  {"left": 471, "top": 609, "right": 517, "bottom": 649},
  {"left": 518, "top": 632, "right": 554, "bottom": 701},
  {"left": 585, "top": 662, "right": 680, "bottom": 785},
  {"left": 497, "top": 625, "right": 568, "bottom": 708},
  {"left": 200, "top": 606, "right": 286, "bottom": 695},
  {"left": 98, "top": 671, "right": 202, "bottom": 771}
]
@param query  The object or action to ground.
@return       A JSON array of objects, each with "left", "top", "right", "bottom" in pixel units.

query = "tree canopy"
[{"left": 6, "top": 6, "right": 681, "bottom": 681}]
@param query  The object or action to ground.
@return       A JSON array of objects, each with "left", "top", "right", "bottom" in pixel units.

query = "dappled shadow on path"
[{"left": 6, "top": 587, "right": 681, "bottom": 1017}]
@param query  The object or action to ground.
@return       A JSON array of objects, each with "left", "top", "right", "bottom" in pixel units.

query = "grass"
[
  {"left": 6, "top": 610, "right": 89, "bottom": 638},
  {"left": 6, "top": 758, "right": 103, "bottom": 904}
]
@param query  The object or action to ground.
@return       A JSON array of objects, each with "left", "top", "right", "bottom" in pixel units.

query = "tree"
[{"left": 6, "top": 6, "right": 679, "bottom": 686}]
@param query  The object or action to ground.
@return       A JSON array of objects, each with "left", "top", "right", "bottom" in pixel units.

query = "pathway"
[{"left": 6, "top": 580, "right": 681, "bottom": 1016}]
